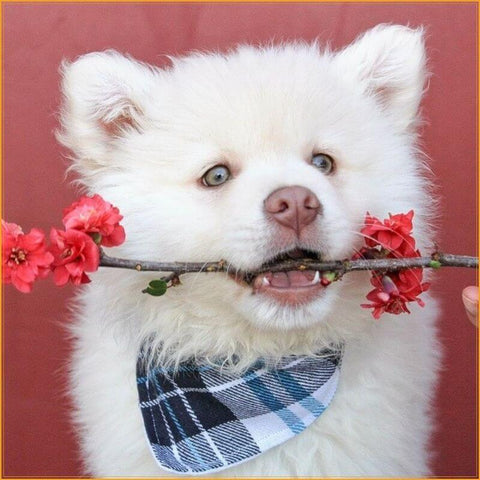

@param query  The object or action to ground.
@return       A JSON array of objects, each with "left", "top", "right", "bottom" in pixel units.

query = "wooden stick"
[{"left": 99, "top": 251, "right": 478, "bottom": 277}]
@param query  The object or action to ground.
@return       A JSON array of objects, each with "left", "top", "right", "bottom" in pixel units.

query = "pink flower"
[
  {"left": 3, "top": 221, "right": 23, "bottom": 238},
  {"left": 2, "top": 220, "right": 54, "bottom": 293},
  {"left": 357, "top": 210, "right": 431, "bottom": 319},
  {"left": 394, "top": 268, "right": 431, "bottom": 304},
  {"left": 361, "top": 210, "right": 416, "bottom": 257},
  {"left": 49, "top": 228, "right": 100, "bottom": 286},
  {"left": 362, "top": 289, "right": 409, "bottom": 320},
  {"left": 62, "top": 194, "right": 125, "bottom": 247},
  {"left": 361, "top": 270, "right": 430, "bottom": 320}
]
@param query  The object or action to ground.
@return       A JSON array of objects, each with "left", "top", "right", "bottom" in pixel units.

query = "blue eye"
[
  {"left": 312, "top": 153, "right": 335, "bottom": 175},
  {"left": 202, "top": 165, "right": 231, "bottom": 187}
]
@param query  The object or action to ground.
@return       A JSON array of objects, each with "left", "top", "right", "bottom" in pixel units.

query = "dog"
[{"left": 58, "top": 24, "right": 440, "bottom": 476}]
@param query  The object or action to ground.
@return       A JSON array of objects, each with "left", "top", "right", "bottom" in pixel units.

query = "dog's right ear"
[{"left": 57, "top": 51, "right": 158, "bottom": 182}]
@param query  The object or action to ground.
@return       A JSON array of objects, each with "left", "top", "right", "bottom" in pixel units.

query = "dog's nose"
[{"left": 264, "top": 186, "right": 321, "bottom": 234}]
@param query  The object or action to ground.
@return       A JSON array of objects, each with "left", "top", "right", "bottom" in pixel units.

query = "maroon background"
[{"left": 2, "top": 3, "right": 477, "bottom": 477}]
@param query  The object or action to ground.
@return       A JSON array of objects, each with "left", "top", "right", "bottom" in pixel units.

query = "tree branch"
[{"left": 99, "top": 251, "right": 478, "bottom": 279}]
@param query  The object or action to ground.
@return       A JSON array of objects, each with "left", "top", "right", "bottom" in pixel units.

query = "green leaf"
[
  {"left": 142, "top": 279, "right": 168, "bottom": 296},
  {"left": 149, "top": 280, "right": 168, "bottom": 289},
  {"left": 429, "top": 260, "right": 442, "bottom": 269}
]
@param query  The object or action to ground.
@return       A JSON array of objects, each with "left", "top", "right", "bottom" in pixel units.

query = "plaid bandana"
[{"left": 136, "top": 348, "right": 342, "bottom": 475}]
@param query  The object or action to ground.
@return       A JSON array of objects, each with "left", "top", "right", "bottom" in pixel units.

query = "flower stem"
[{"left": 99, "top": 250, "right": 478, "bottom": 278}]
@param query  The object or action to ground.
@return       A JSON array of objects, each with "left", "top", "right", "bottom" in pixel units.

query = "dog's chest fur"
[{"left": 70, "top": 286, "right": 439, "bottom": 476}]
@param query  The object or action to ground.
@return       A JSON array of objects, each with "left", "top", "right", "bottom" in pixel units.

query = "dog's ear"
[
  {"left": 57, "top": 51, "right": 158, "bottom": 182},
  {"left": 334, "top": 24, "right": 427, "bottom": 133}
]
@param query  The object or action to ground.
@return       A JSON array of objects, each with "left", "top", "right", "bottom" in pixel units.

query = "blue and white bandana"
[{"left": 136, "top": 349, "right": 342, "bottom": 475}]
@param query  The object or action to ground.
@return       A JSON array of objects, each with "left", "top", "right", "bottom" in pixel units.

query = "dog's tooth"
[
  {"left": 311, "top": 271, "right": 320, "bottom": 285},
  {"left": 262, "top": 276, "right": 271, "bottom": 286}
]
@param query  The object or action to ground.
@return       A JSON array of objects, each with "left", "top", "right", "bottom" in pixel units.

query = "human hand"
[{"left": 462, "top": 286, "right": 478, "bottom": 326}]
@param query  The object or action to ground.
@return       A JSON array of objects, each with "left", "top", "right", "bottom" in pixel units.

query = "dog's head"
[{"left": 59, "top": 25, "right": 433, "bottom": 332}]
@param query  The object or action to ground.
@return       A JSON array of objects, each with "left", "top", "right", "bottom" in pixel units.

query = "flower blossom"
[
  {"left": 358, "top": 210, "right": 431, "bottom": 319},
  {"left": 361, "top": 210, "right": 416, "bottom": 257},
  {"left": 62, "top": 194, "right": 125, "bottom": 247},
  {"left": 49, "top": 228, "right": 100, "bottom": 286},
  {"left": 2, "top": 221, "right": 53, "bottom": 292},
  {"left": 361, "top": 271, "right": 430, "bottom": 320}
]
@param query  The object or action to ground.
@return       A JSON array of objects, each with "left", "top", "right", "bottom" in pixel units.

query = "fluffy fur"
[{"left": 59, "top": 24, "right": 440, "bottom": 476}]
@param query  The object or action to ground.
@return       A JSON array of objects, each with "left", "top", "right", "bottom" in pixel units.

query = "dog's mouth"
[{"left": 230, "top": 248, "right": 328, "bottom": 305}]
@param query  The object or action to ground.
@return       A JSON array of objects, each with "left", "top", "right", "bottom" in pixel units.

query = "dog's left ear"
[{"left": 334, "top": 24, "right": 427, "bottom": 132}]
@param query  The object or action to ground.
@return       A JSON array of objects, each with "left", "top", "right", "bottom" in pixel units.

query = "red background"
[{"left": 2, "top": 3, "right": 477, "bottom": 477}]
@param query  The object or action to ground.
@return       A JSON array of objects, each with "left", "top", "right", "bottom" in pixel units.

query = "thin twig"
[{"left": 99, "top": 251, "right": 478, "bottom": 278}]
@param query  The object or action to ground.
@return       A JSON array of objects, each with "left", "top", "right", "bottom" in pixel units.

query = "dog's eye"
[
  {"left": 311, "top": 153, "right": 335, "bottom": 175},
  {"left": 202, "top": 165, "right": 231, "bottom": 187}
]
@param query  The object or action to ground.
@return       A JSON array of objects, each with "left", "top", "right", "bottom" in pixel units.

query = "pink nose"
[{"left": 264, "top": 186, "right": 321, "bottom": 234}]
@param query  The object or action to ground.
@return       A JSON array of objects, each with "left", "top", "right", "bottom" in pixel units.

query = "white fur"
[{"left": 59, "top": 24, "right": 440, "bottom": 476}]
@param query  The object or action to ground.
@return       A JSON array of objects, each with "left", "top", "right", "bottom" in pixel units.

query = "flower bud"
[{"left": 381, "top": 275, "right": 399, "bottom": 296}]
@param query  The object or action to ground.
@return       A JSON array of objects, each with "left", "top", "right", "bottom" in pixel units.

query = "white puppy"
[{"left": 59, "top": 24, "right": 440, "bottom": 476}]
